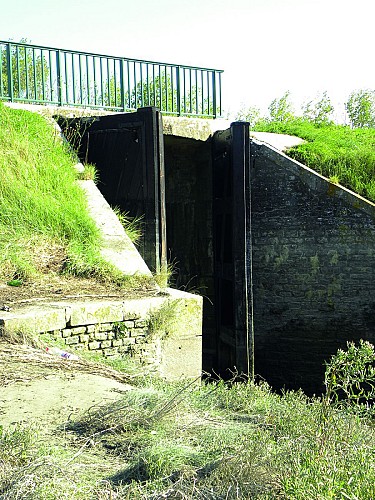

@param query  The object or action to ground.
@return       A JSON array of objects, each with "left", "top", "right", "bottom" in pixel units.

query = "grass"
[
  {"left": 1, "top": 340, "right": 374, "bottom": 499},
  {"left": 0, "top": 101, "right": 143, "bottom": 285},
  {"left": 112, "top": 206, "right": 143, "bottom": 247},
  {"left": 254, "top": 118, "right": 375, "bottom": 202}
]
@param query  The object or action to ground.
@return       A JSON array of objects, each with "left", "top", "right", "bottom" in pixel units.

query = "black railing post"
[
  {"left": 56, "top": 50, "right": 63, "bottom": 106},
  {"left": 176, "top": 66, "right": 181, "bottom": 116},
  {"left": 212, "top": 71, "right": 217, "bottom": 118},
  {"left": 218, "top": 72, "right": 222, "bottom": 117},
  {"left": 6, "top": 42, "right": 13, "bottom": 101},
  {"left": 120, "top": 59, "right": 125, "bottom": 111}
]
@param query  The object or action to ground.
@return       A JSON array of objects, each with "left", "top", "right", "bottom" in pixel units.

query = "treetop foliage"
[
  {"left": 236, "top": 90, "right": 375, "bottom": 203},
  {"left": 345, "top": 89, "right": 375, "bottom": 128},
  {"left": 236, "top": 88, "right": 375, "bottom": 129}
]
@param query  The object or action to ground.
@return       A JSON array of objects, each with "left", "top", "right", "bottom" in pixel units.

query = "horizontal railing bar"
[
  {"left": 0, "top": 40, "right": 223, "bottom": 73},
  {"left": 0, "top": 40, "right": 223, "bottom": 118}
]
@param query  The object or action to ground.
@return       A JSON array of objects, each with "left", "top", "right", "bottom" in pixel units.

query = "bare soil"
[{"left": 0, "top": 273, "right": 159, "bottom": 311}]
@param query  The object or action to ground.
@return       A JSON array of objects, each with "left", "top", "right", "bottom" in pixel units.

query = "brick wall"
[
  {"left": 56, "top": 317, "right": 158, "bottom": 367},
  {"left": 0, "top": 290, "right": 203, "bottom": 380},
  {"left": 251, "top": 141, "right": 375, "bottom": 393}
]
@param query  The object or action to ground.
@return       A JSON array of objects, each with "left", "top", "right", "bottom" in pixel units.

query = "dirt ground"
[
  {"left": 0, "top": 342, "right": 134, "bottom": 429},
  {"left": 0, "top": 273, "right": 159, "bottom": 311},
  {"left": 0, "top": 271, "right": 153, "bottom": 430}
]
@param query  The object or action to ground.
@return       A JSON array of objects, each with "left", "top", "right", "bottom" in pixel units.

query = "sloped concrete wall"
[{"left": 251, "top": 141, "right": 375, "bottom": 393}]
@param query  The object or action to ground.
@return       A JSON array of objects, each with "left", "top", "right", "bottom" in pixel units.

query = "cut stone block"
[
  {"left": 154, "top": 289, "right": 203, "bottom": 380},
  {"left": 0, "top": 305, "right": 67, "bottom": 335},
  {"left": 78, "top": 180, "right": 154, "bottom": 278},
  {"left": 69, "top": 301, "right": 124, "bottom": 326}
]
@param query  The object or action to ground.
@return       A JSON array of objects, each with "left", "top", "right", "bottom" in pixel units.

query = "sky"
[{"left": 1, "top": 0, "right": 374, "bottom": 120}]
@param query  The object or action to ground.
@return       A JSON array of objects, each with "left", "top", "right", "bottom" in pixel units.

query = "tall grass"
[
  {"left": 254, "top": 118, "right": 375, "bottom": 202},
  {"left": 1, "top": 342, "right": 374, "bottom": 499},
  {"left": 0, "top": 102, "right": 135, "bottom": 283}
]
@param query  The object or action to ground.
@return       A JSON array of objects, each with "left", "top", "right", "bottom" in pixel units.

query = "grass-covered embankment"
[
  {"left": 255, "top": 118, "right": 375, "bottom": 202},
  {"left": 0, "top": 102, "right": 132, "bottom": 284}
]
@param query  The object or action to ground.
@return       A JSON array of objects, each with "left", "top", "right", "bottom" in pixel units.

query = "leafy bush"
[{"left": 323, "top": 340, "right": 375, "bottom": 416}]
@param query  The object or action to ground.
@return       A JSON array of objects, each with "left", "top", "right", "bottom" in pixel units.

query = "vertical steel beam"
[{"left": 231, "top": 121, "right": 253, "bottom": 377}]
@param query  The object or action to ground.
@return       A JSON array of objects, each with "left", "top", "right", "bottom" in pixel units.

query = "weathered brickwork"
[
  {"left": 51, "top": 319, "right": 159, "bottom": 370},
  {"left": 0, "top": 290, "right": 203, "bottom": 380},
  {"left": 251, "top": 141, "right": 375, "bottom": 393}
]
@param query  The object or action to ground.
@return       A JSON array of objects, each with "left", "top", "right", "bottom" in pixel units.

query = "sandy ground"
[{"left": 0, "top": 342, "right": 133, "bottom": 429}]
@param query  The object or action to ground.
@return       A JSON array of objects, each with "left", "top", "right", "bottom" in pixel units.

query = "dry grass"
[
  {"left": 0, "top": 341, "right": 133, "bottom": 387},
  {"left": 1, "top": 339, "right": 374, "bottom": 499}
]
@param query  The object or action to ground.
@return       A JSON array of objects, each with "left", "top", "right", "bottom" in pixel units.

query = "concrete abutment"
[
  {"left": 3, "top": 102, "right": 375, "bottom": 393},
  {"left": 0, "top": 289, "right": 203, "bottom": 380}
]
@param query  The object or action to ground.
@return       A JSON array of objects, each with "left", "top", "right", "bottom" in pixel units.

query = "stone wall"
[
  {"left": 251, "top": 141, "right": 375, "bottom": 393},
  {"left": 0, "top": 289, "right": 203, "bottom": 380},
  {"left": 163, "top": 135, "right": 217, "bottom": 372},
  {"left": 52, "top": 317, "right": 158, "bottom": 368}
]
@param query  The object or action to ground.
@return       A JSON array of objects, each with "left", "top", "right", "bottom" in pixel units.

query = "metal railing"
[{"left": 0, "top": 40, "right": 223, "bottom": 118}]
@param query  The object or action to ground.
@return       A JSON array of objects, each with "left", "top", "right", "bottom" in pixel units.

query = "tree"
[
  {"left": 345, "top": 89, "right": 375, "bottom": 128},
  {"left": 302, "top": 91, "right": 334, "bottom": 125},
  {"left": 128, "top": 74, "right": 177, "bottom": 112},
  {"left": 104, "top": 73, "right": 179, "bottom": 112},
  {"left": 112, "top": 73, "right": 217, "bottom": 117},
  {"left": 268, "top": 91, "right": 294, "bottom": 122},
  {"left": 235, "top": 104, "right": 261, "bottom": 129}
]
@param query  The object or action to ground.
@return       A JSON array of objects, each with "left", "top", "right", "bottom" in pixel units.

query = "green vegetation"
[
  {"left": 1, "top": 38, "right": 49, "bottom": 101},
  {"left": 0, "top": 101, "right": 139, "bottom": 284},
  {"left": 346, "top": 89, "right": 375, "bottom": 128},
  {"left": 112, "top": 207, "right": 143, "bottom": 247},
  {"left": 153, "top": 260, "right": 176, "bottom": 289},
  {"left": 109, "top": 73, "right": 218, "bottom": 117},
  {"left": 254, "top": 118, "right": 375, "bottom": 201},
  {"left": 1, "top": 341, "right": 375, "bottom": 498},
  {"left": 238, "top": 90, "right": 375, "bottom": 202},
  {"left": 301, "top": 91, "right": 334, "bottom": 126}
]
